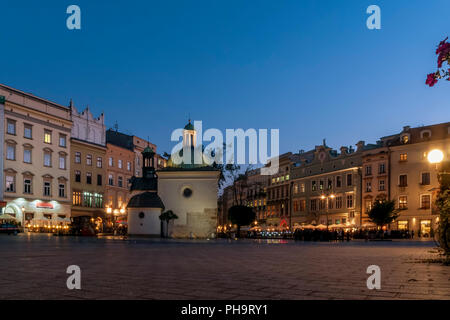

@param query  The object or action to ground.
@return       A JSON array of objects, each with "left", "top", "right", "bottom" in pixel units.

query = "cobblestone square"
[{"left": 0, "top": 234, "right": 449, "bottom": 300}]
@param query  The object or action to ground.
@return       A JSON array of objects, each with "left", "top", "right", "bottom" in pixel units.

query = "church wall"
[
  {"left": 128, "top": 207, "right": 162, "bottom": 236},
  {"left": 157, "top": 171, "right": 219, "bottom": 238}
]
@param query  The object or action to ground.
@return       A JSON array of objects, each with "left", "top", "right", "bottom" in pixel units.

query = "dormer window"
[
  {"left": 420, "top": 130, "right": 431, "bottom": 139},
  {"left": 400, "top": 134, "right": 410, "bottom": 144}
]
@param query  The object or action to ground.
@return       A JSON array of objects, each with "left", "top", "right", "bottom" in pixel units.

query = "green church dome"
[{"left": 184, "top": 120, "right": 195, "bottom": 131}]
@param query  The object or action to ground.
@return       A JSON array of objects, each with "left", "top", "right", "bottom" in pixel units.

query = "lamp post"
[{"left": 321, "top": 193, "right": 335, "bottom": 231}]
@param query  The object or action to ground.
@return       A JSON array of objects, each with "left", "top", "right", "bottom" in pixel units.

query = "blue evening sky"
[{"left": 1, "top": 0, "right": 449, "bottom": 156}]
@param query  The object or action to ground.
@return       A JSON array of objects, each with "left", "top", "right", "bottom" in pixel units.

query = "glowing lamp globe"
[{"left": 427, "top": 149, "right": 444, "bottom": 164}]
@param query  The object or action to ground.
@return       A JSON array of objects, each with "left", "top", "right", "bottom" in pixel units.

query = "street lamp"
[
  {"left": 428, "top": 149, "right": 444, "bottom": 166},
  {"left": 321, "top": 193, "right": 335, "bottom": 230}
]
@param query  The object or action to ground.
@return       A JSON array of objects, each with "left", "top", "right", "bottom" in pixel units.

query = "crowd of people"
[{"left": 293, "top": 228, "right": 353, "bottom": 241}]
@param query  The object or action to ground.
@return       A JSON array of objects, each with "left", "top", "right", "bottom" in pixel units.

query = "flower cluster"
[{"left": 426, "top": 37, "right": 450, "bottom": 87}]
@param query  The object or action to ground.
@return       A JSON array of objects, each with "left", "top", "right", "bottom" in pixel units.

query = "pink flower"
[
  {"left": 436, "top": 37, "right": 449, "bottom": 54},
  {"left": 426, "top": 73, "right": 438, "bottom": 87}
]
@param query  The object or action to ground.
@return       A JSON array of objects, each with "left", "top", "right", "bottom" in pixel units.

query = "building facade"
[
  {"left": 266, "top": 152, "right": 295, "bottom": 228},
  {"left": 245, "top": 168, "right": 268, "bottom": 222},
  {"left": 0, "top": 84, "right": 72, "bottom": 226},
  {"left": 290, "top": 141, "right": 364, "bottom": 228},
  {"left": 70, "top": 104, "right": 107, "bottom": 219},
  {"left": 361, "top": 143, "right": 390, "bottom": 225},
  {"left": 386, "top": 123, "right": 450, "bottom": 235},
  {"left": 105, "top": 142, "right": 135, "bottom": 218},
  {"left": 0, "top": 94, "right": 5, "bottom": 207}
]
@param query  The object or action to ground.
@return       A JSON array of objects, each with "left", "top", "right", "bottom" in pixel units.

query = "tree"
[
  {"left": 426, "top": 37, "right": 450, "bottom": 87},
  {"left": 228, "top": 205, "right": 256, "bottom": 238},
  {"left": 435, "top": 169, "right": 450, "bottom": 261},
  {"left": 159, "top": 210, "right": 178, "bottom": 238},
  {"left": 368, "top": 200, "right": 399, "bottom": 229}
]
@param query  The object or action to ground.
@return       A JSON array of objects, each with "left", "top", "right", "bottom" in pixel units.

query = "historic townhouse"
[
  {"left": 386, "top": 123, "right": 450, "bottom": 236},
  {"left": 70, "top": 103, "right": 107, "bottom": 220},
  {"left": 0, "top": 84, "right": 72, "bottom": 227},
  {"left": 218, "top": 185, "right": 234, "bottom": 228},
  {"left": 0, "top": 95, "right": 5, "bottom": 208},
  {"left": 266, "top": 152, "right": 301, "bottom": 229},
  {"left": 105, "top": 130, "right": 135, "bottom": 218},
  {"left": 132, "top": 135, "right": 158, "bottom": 176},
  {"left": 244, "top": 168, "right": 268, "bottom": 222},
  {"left": 361, "top": 142, "right": 390, "bottom": 225},
  {"left": 290, "top": 141, "right": 364, "bottom": 228}
]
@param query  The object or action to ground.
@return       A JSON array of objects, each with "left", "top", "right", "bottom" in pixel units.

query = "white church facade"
[{"left": 127, "top": 121, "right": 220, "bottom": 238}]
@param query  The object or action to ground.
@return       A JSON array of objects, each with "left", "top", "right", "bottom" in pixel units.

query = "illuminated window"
[
  {"left": 365, "top": 200, "right": 372, "bottom": 212},
  {"left": 400, "top": 153, "right": 407, "bottom": 161},
  {"left": 397, "top": 220, "right": 408, "bottom": 231},
  {"left": 399, "top": 196, "right": 407, "bottom": 209},
  {"left": 299, "top": 200, "right": 306, "bottom": 211},
  {"left": 73, "top": 191, "right": 82, "bottom": 206},
  {"left": 44, "top": 130, "right": 52, "bottom": 144},
  {"left": 118, "top": 159, "right": 123, "bottom": 169},
  {"left": 401, "top": 135, "right": 409, "bottom": 144}
]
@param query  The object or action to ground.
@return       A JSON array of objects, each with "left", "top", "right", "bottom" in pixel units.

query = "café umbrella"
[{"left": 0, "top": 214, "right": 16, "bottom": 221}]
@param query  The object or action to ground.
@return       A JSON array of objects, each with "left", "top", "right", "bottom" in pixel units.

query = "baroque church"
[{"left": 127, "top": 120, "right": 220, "bottom": 238}]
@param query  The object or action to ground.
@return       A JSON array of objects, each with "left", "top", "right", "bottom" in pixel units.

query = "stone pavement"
[{"left": 0, "top": 234, "right": 448, "bottom": 300}]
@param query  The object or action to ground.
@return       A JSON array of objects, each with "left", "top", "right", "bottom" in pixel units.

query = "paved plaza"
[{"left": 0, "top": 234, "right": 449, "bottom": 300}]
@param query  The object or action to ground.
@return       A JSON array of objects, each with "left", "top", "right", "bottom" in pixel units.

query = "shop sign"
[{"left": 36, "top": 202, "right": 54, "bottom": 209}]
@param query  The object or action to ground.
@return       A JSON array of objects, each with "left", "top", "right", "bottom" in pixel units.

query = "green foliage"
[
  {"left": 228, "top": 205, "right": 256, "bottom": 227},
  {"left": 368, "top": 199, "right": 399, "bottom": 227},
  {"left": 436, "top": 172, "right": 450, "bottom": 256},
  {"left": 159, "top": 210, "right": 178, "bottom": 222}
]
